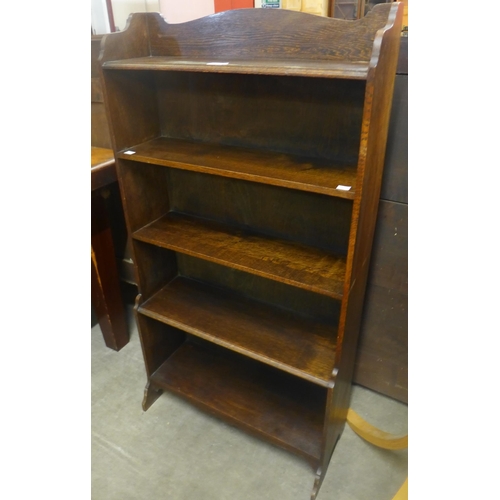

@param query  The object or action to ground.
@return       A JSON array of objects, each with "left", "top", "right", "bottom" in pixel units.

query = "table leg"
[{"left": 91, "top": 191, "right": 129, "bottom": 351}]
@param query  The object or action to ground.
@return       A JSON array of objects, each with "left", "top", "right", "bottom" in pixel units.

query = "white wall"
[
  {"left": 92, "top": 0, "right": 214, "bottom": 34},
  {"left": 111, "top": 0, "right": 161, "bottom": 31},
  {"left": 159, "top": 0, "right": 214, "bottom": 24},
  {"left": 91, "top": 0, "right": 111, "bottom": 34}
]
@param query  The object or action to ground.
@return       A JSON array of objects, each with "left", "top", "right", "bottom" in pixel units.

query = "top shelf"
[
  {"left": 103, "top": 56, "right": 370, "bottom": 80},
  {"left": 100, "top": 5, "right": 401, "bottom": 83}
]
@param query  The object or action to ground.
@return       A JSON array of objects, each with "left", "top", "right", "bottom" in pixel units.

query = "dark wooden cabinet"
[{"left": 99, "top": 5, "right": 403, "bottom": 497}]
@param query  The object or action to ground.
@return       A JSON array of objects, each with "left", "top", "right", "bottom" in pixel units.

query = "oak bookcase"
[{"left": 99, "top": 4, "right": 402, "bottom": 498}]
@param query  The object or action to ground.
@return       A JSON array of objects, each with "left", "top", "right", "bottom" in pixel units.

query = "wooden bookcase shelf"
[
  {"left": 134, "top": 212, "right": 347, "bottom": 299},
  {"left": 116, "top": 137, "right": 358, "bottom": 199},
  {"left": 103, "top": 55, "right": 371, "bottom": 79},
  {"left": 99, "top": 5, "right": 403, "bottom": 499},
  {"left": 149, "top": 339, "right": 326, "bottom": 463},
  {"left": 138, "top": 276, "right": 338, "bottom": 386}
]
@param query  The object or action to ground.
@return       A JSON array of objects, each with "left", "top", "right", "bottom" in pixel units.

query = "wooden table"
[{"left": 91, "top": 147, "right": 129, "bottom": 351}]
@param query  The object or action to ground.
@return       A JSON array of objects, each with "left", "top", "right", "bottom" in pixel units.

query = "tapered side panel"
[
  {"left": 336, "top": 3, "right": 403, "bottom": 389},
  {"left": 347, "top": 9, "right": 405, "bottom": 295},
  {"left": 316, "top": 3, "right": 404, "bottom": 495}
]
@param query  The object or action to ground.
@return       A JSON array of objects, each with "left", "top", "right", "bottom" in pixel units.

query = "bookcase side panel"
[
  {"left": 348, "top": 12, "right": 404, "bottom": 295},
  {"left": 336, "top": 4, "right": 403, "bottom": 379},
  {"left": 316, "top": 4, "right": 404, "bottom": 492}
]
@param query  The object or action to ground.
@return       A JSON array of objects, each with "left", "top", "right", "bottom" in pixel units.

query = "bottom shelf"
[{"left": 150, "top": 339, "right": 326, "bottom": 464}]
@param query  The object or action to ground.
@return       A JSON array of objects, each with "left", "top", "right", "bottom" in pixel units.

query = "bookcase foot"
[
  {"left": 142, "top": 381, "right": 163, "bottom": 411},
  {"left": 310, "top": 467, "right": 324, "bottom": 500}
]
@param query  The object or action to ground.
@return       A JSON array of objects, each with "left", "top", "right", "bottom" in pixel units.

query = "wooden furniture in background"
[
  {"left": 99, "top": 4, "right": 402, "bottom": 497},
  {"left": 91, "top": 36, "right": 129, "bottom": 351},
  {"left": 91, "top": 147, "right": 129, "bottom": 351},
  {"left": 92, "top": 35, "right": 135, "bottom": 286}
]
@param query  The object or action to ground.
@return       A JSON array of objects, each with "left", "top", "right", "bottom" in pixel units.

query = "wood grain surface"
[
  {"left": 134, "top": 212, "right": 347, "bottom": 299},
  {"left": 139, "top": 276, "right": 337, "bottom": 386},
  {"left": 150, "top": 339, "right": 326, "bottom": 463}
]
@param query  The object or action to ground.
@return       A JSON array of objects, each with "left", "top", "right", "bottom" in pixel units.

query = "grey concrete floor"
[{"left": 92, "top": 306, "right": 407, "bottom": 500}]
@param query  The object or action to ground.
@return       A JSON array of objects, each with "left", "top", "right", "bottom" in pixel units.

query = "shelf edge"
[{"left": 138, "top": 305, "right": 335, "bottom": 389}]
